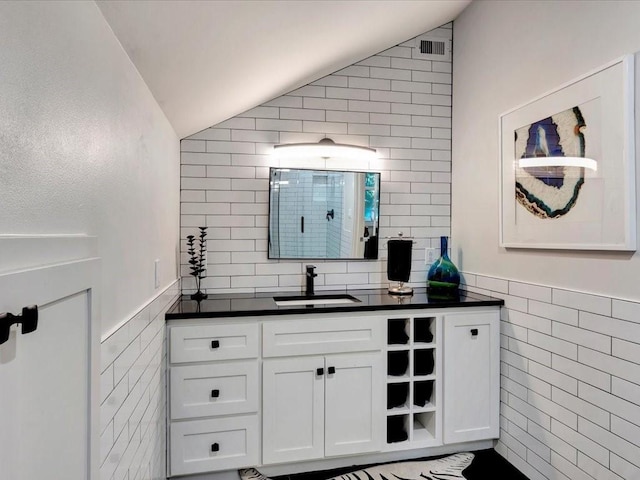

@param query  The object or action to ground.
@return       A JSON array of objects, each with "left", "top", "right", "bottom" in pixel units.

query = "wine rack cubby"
[{"left": 384, "top": 315, "right": 441, "bottom": 450}]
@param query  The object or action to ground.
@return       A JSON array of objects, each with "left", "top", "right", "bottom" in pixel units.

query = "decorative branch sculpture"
[{"left": 187, "top": 226, "right": 208, "bottom": 300}]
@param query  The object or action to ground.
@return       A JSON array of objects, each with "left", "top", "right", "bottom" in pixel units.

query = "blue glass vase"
[{"left": 427, "top": 236, "right": 460, "bottom": 297}]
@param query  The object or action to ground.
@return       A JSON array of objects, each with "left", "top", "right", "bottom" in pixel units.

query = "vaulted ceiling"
[{"left": 97, "top": 0, "right": 470, "bottom": 139}]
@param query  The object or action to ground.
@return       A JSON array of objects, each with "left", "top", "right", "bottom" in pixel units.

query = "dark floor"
[
  {"left": 457, "top": 449, "right": 529, "bottom": 480},
  {"left": 272, "top": 449, "right": 529, "bottom": 480}
]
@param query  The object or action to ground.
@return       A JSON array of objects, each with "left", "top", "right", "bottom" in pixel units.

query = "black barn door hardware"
[{"left": 0, "top": 305, "right": 38, "bottom": 345}]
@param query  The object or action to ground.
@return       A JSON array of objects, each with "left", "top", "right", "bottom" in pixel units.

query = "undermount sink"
[{"left": 273, "top": 294, "right": 361, "bottom": 306}]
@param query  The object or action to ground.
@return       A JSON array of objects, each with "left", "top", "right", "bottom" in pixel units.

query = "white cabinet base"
[
  {"left": 262, "top": 356, "right": 325, "bottom": 464},
  {"left": 325, "top": 353, "right": 383, "bottom": 457},
  {"left": 168, "top": 306, "right": 501, "bottom": 477},
  {"left": 170, "top": 415, "right": 259, "bottom": 476},
  {"left": 257, "top": 439, "right": 495, "bottom": 478},
  {"left": 169, "top": 322, "right": 260, "bottom": 477},
  {"left": 262, "top": 352, "right": 383, "bottom": 465},
  {"left": 170, "top": 361, "right": 258, "bottom": 419},
  {"left": 443, "top": 311, "right": 500, "bottom": 444}
]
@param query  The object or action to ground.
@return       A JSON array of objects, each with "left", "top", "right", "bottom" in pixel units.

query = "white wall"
[
  {"left": 453, "top": 2, "right": 640, "bottom": 479},
  {"left": 181, "top": 26, "right": 453, "bottom": 294},
  {"left": 0, "top": 5, "right": 180, "bottom": 478},
  {"left": 465, "top": 274, "right": 640, "bottom": 480},
  {"left": 452, "top": 0, "right": 640, "bottom": 302},
  {"left": 0, "top": 1, "right": 180, "bottom": 336}
]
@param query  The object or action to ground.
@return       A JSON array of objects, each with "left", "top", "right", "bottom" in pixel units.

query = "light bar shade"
[
  {"left": 273, "top": 138, "right": 377, "bottom": 161},
  {"left": 518, "top": 156, "right": 598, "bottom": 171}
]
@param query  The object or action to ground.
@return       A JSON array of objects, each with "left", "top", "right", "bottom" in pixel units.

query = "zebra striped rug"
[{"left": 239, "top": 452, "right": 474, "bottom": 480}]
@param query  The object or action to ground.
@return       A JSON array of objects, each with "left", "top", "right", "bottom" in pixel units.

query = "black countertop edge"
[{"left": 165, "top": 288, "right": 504, "bottom": 320}]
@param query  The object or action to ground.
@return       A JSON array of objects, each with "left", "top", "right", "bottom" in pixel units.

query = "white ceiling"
[{"left": 97, "top": 0, "right": 470, "bottom": 139}]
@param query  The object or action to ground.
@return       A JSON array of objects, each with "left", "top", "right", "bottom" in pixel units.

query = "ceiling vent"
[{"left": 414, "top": 36, "right": 451, "bottom": 62}]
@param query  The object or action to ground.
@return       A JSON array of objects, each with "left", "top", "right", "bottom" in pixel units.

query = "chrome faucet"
[{"left": 305, "top": 265, "right": 317, "bottom": 296}]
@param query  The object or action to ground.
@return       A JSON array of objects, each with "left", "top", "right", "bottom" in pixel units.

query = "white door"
[
  {"left": 325, "top": 352, "right": 382, "bottom": 457},
  {"left": 443, "top": 310, "right": 500, "bottom": 444},
  {"left": 0, "top": 242, "right": 100, "bottom": 480},
  {"left": 262, "top": 356, "right": 325, "bottom": 464}
]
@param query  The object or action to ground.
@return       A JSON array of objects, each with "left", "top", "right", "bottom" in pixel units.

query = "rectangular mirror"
[{"left": 268, "top": 167, "right": 381, "bottom": 259}]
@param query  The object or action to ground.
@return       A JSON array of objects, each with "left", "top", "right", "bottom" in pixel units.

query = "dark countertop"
[{"left": 165, "top": 288, "right": 504, "bottom": 320}]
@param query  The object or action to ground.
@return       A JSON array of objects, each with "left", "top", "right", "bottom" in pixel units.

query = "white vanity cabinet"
[
  {"left": 262, "top": 316, "right": 384, "bottom": 464},
  {"left": 383, "top": 314, "right": 442, "bottom": 451},
  {"left": 166, "top": 303, "right": 501, "bottom": 478},
  {"left": 168, "top": 322, "right": 261, "bottom": 477},
  {"left": 442, "top": 310, "right": 500, "bottom": 443}
]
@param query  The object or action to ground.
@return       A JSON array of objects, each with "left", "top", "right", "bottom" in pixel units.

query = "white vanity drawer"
[
  {"left": 262, "top": 316, "right": 383, "bottom": 357},
  {"left": 170, "top": 415, "right": 259, "bottom": 476},
  {"left": 170, "top": 361, "right": 258, "bottom": 420},
  {"left": 170, "top": 323, "right": 259, "bottom": 363}
]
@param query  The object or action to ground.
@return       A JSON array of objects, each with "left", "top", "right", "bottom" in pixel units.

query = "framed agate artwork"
[{"left": 499, "top": 55, "right": 636, "bottom": 250}]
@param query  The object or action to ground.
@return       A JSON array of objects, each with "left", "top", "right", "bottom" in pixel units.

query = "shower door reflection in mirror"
[{"left": 268, "top": 167, "right": 380, "bottom": 259}]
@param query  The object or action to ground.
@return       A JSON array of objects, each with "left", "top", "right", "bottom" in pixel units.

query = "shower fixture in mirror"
[{"left": 268, "top": 167, "right": 381, "bottom": 260}]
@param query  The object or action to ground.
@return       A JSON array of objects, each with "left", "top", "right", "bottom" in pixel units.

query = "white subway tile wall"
[
  {"left": 100, "top": 282, "right": 180, "bottom": 480},
  {"left": 463, "top": 273, "right": 640, "bottom": 480},
  {"left": 180, "top": 26, "right": 453, "bottom": 295}
]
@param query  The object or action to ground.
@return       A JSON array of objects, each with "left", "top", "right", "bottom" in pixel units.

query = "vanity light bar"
[
  {"left": 273, "top": 138, "right": 377, "bottom": 161},
  {"left": 518, "top": 156, "right": 598, "bottom": 171}
]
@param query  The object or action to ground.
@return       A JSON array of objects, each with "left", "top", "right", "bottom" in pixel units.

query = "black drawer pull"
[
  {"left": 316, "top": 368, "right": 324, "bottom": 376},
  {"left": 0, "top": 305, "right": 38, "bottom": 346},
  {"left": 211, "top": 389, "right": 220, "bottom": 398},
  {"left": 211, "top": 340, "right": 220, "bottom": 349},
  {"left": 211, "top": 443, "right": 220, "bottom": 452},
  {"left": 471, "top": 328, "right": 478, "bottom": 337},
  {"left": 328, "top": 366, "right": 336, "bottom": 375}
]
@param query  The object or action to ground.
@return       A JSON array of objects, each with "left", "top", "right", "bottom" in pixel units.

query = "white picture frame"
[{"left": 499, "top": 55, "right": 636, "bottom": 250}]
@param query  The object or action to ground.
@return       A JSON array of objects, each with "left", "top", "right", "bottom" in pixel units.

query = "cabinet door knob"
[
  {"left": 211, "top": 443, "right": 220, "bottom": 452},
  {"left": 211, "top": 389, "right": 220, "bottom": 398},
  {"left": 471, "top": 328, "right": 478, "bottom": 337},
  {"left": 316, "top": 368, "right": 324, "bottom": 376},
  {"left": 328, "top": 366, "right": 336, "bottom": 375},
  {"left": 211, "top": 340, "right": 220, "bottom": 349}
]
